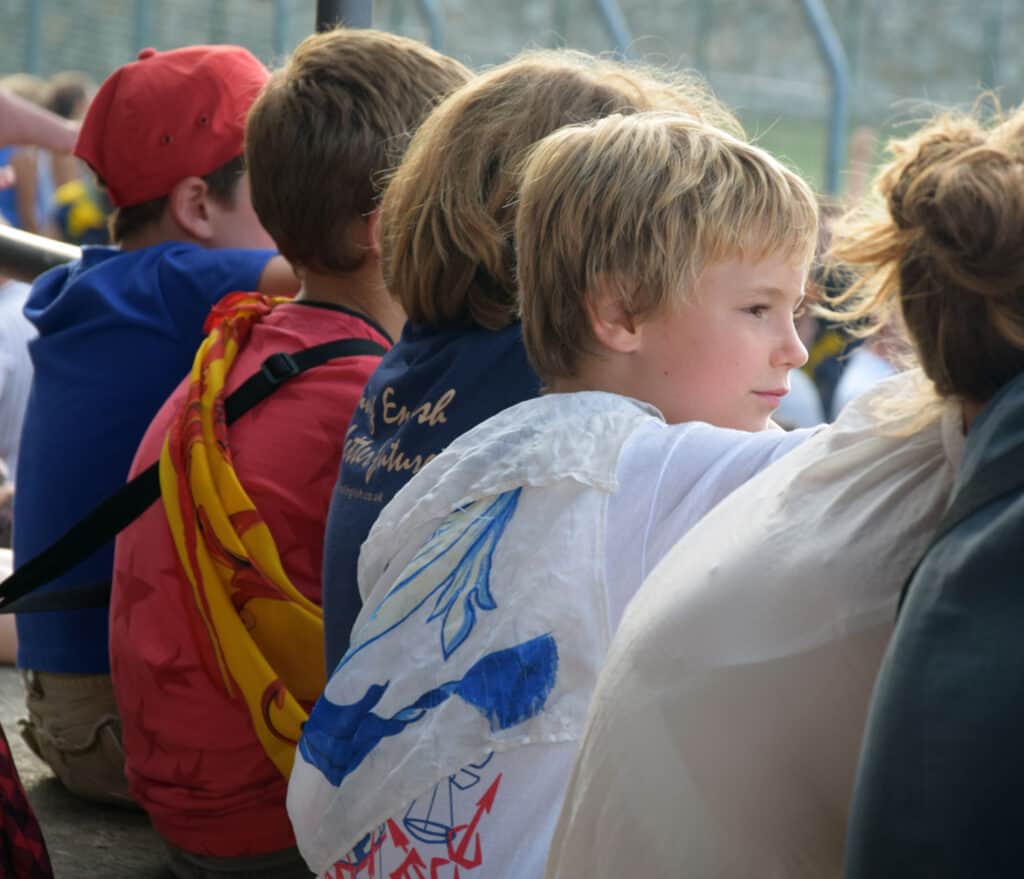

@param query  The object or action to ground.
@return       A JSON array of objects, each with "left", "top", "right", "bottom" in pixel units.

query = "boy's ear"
[
  {"left": 587, "top": 274, "right": 643, "bottom": 355},
  {"left": 348, "top": 208, "right": 382, "bottom": 261},
  {"left": 167, "top": 176, "right": 215, "bottom": 242},
  {"left": 364, "top": 208, "right": 382, "bottom": 259}
]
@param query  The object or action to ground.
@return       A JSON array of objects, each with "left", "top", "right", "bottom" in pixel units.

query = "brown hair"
[
  {"left": 382, "top": 49, "right": 742, "bottom": 331},
  {"left": 245, "top": 28, "right": 471, "bottom": 274},
  {"left": 828, "top": 105, "right": 1024, "bottom": 405},
  {"left": 44, "top": 70, "right": 94, "bottom": 120},
  {"left": 106, "top": 154, "right": 244, "bottom": 244},
  {"left": 516, "top": 111, "right": 818, "bottom": 382}
]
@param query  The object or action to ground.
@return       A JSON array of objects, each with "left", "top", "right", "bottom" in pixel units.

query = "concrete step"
[{"left": 0, "top": 665, "right": 168, "bottom": 878}]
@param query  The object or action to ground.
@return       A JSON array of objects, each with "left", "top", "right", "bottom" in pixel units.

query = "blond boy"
[{"left": 289, "top": 112, "right": 818, "bottom": 877}]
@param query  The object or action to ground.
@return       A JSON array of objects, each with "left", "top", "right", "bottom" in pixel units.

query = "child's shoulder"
[{"left": 370, "top": 392, "right": 659, "bottom": 538}]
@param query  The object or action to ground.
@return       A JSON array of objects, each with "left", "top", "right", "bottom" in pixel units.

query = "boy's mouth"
[{"left": 752, "top": 388, "right": 788, "bottom": 404}]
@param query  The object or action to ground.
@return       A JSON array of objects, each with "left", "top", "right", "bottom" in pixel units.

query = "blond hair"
[
  {"left": 246, "top": 28, "right": 471, "bottom": 274},
  {"left": 381, "top": 49, "right": 742, "bottom": 331},
  {"left": 828, "top": 104, "right": 1024, "bottom": 405},
  {"left": 0, "top": 73, "right": 46, "bottom": 106},
  {"left": 516, "top": 111, "right": 818, "bottom": 382}
]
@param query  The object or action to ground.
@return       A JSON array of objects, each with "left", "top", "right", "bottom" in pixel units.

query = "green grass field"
[
  {"left": 740, "top": 112, "right": 909, "bottom": 198},
  {"left": 744, "top": 114, "right": 829, "bottom": 191}
]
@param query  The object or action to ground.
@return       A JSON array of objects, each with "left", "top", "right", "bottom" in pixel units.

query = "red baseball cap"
[{"left": 74, "top": 45, "right": 269, "bottom": 208}]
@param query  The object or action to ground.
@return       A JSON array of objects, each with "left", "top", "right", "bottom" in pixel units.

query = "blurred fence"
[{"left": 2, "top": 0, "right": 1022, "bottom": 191}]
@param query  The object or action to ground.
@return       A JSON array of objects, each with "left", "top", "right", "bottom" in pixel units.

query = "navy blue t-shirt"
[
  {"left": 14, "top": 241, "right": 274, "bottom": 673},
  {"left": 322, "top": 320, "right": 541, "bottom": 670}
]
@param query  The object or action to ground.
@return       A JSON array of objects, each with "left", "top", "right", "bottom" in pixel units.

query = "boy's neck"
[
  {"left": 117, "top": 214, "right": 201, "bottom": 253},
  {"left": 297, "top": 266, "right": 405, "bottom": 342},
  {"left": 549, "top": 353, "right": 632, "bottom": 399}
]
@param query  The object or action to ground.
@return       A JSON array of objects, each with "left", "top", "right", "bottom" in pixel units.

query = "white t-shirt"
[
  {"left": 604, "top": 417, "right": 813, "bottom": 628},
  {"left": 289, "top": 392, "right": 815, "bottom": 878},
  {"left": 0, "top": 279, "right": 35, "bottom": 476},
  {"left": 545, "top": 372, "right": 963, "bottom": 879}
]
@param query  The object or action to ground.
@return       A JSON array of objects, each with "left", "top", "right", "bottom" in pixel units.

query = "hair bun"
[
  {"left": 885, "top": 128, "right": 979, "bottom": 230},
  {"left": 891, "top": 132, "right": 1024, "bottom": 300}
]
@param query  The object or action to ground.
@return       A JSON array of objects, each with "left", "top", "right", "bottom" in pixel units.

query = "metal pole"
[
  {"left": 272, "top": 0, "right": 288, "bottom": 57},
  {"left": 592, "top": 0, "right": 634, "bottom": 59},
  {"left": 415, "top": 0, "right": 445, "bottom": 51},
  {"left": 316, "top": 0, "right": 372, "bottom": 30},
  {"left": 980, "top": 0, "right": 1003, "bottom": 92},
  {"left": 693, "top": 0, "right": 713, "bottom": 73},
  {"left": 0, "top": 226, "right": 79, "bottom": 285},
  {"left": 133, "top": 0, "right": 152, "bottom": 53},
  {"left": 797, "top": 0, "right": 850, "bottom": 195},
  {"left": 26, "top": 0, "right": 43, "bottom": 75},
  {"left": 843, "top": 0, "right": 864, "bottom": 80},
  {"left": 388, "top": 0, "right": 406, "bottom": 34},
  {"left": 209, "top": 0, "right": 227, "bottom": 43},
  {"left": 551, "top": 0, "right": 569, "bottom": 47}
]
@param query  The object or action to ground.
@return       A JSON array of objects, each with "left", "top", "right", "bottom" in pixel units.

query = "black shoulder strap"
[
  {"left": 0, "top": 337, "right": 386, "bottom": 614},
  {"left": 897, "top": 437, "right": 1024, "bottom": 615}
]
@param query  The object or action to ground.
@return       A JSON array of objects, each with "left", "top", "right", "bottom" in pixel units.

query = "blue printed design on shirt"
[
  {"left": 299, "top": 634, "right": 558, "bottom": 788},
  {"left": 335, "top": 488, "right": 521, "bottom": 672}
]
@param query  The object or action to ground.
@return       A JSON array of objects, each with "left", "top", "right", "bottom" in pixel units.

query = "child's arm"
[
  {"left": 10, "top": 149, "right": 39, "bottom": 234},
  {"left": 0, "top": 89, "right": 78, "bottom": 152},
  {"left": 256, "top": 255, "right": 300, "bottom": 297}
]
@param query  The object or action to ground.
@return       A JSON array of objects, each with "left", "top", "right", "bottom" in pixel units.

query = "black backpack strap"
[
  {"left": 223, "top": 339, "right": 386, "bottom": 423},
  {"left": 0, "top": 337, "right": 386, "bottom": 614},
  {"left": 897, "top": 438, "right": 1024, "bottom": 615}
]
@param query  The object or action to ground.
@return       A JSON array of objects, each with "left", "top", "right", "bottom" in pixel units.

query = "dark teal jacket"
[{"left": 846, "top": 371, "right": 1024, "bottom": 877}]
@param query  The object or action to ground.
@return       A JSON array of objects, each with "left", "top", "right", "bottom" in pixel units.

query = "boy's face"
[
  {"left": 638, "top": 254, "right": 808, "bottom": 430},
  {"left": 206, "top": 172, "right": 276, "bottom": 251}
]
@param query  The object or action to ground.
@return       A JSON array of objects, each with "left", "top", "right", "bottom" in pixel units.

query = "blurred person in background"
[
  {"left": 830, "top": 318, "right": 902, "bottom": 419},
  {"left": 0, "top": 84, "right": 78, "bottom": 161},
  {"left": 0, "top": 218, "right": 36, "bottom": 479},
  {"left": 42, "top": 71, "right": 94, "bottom": 188},
  {"left": 0, "top": 74, "right": 56, "bottom": 235},
  {"left": 42, "top": 71, "right": 110, "bottom": 246}
]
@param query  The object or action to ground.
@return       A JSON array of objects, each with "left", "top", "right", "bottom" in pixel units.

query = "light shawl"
[
  {"left": 545, "top": 370, "right": 965, "bottom": 879},
  {"left": 159, "top": 292, "right": 326, "bottom": 779}
]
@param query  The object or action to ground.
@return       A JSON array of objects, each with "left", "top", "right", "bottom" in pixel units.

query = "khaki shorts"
[{"left": 19, "top": 669, "right": 136, "bottom": 808}]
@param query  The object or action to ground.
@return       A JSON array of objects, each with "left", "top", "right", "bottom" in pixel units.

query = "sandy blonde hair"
[
  {"left": 516, "top": 111, "right": 818, "bottom": 382},
  {"left": 0, "top": 73, "right": 46, "bottom": 106},
  {"left": 381, "top": 49, "right": 742, "bottom": 331},
  {"left": 828, "top": 104, "right": 1024, "bottom": 406},
  {"left": 246, "top": 28, "right": 471, "bottom": 273}
]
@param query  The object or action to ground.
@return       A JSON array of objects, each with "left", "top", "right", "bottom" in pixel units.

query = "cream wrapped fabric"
[
  {"left": 288, "top": 392, "right": 813, "bottom": 877},
  {"left": 545, "top": 370, "right": 964, "bottom": 879}
]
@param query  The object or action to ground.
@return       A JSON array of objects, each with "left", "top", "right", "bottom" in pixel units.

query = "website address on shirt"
[{"left": 336, "top": 485, "right": 385, "bottom": 504}]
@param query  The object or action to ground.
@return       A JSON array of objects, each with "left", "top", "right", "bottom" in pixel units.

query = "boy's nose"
[{"left": 774, "top": 320, "right": 809, "bottom": 370}]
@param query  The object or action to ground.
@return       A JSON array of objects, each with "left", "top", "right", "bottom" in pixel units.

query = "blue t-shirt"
[
  {"left": 322, "top": 320, "right": 541, "bottom": 670},
  {"left": 0, "top": 145, "right": 54, "bottom": 230},
  {"left": 0, "top": 146, "right": 17, "bottom": 226},
  {"left": 14, "top": 241, "right": 274, "bottom": 673}
]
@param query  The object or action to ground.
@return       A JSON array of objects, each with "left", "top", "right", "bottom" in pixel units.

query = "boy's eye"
[{"left": 743, "top": 304, "right": 769, "bottom": 318}]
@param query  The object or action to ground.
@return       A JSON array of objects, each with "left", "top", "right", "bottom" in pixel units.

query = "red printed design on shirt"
[{"left": 325, "top": 763, "right": 502, "bottom": 879}]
